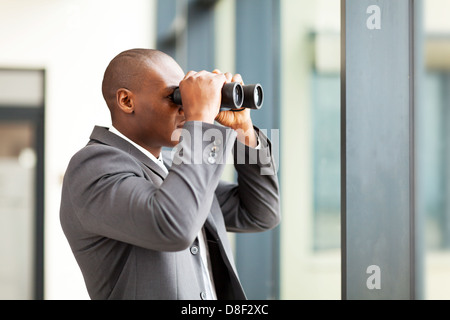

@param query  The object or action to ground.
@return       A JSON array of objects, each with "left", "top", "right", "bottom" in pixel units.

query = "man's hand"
[
  {"left": 179, "top": 70, "right": 227, "bottom": 124},
  {"left": 213, "top": 70, "right": 258, "bottom": 148}
]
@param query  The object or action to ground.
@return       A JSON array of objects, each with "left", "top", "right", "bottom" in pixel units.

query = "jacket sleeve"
[
  {"left": 215, "top": 127, "right": 281, "bottom": 233},
  {"left": 60, "top": 121, "right": 236, "bottom": 252}
]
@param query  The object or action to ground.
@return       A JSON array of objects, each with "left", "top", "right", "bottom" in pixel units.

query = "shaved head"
[
  {"left": 102, "top": 48, "right": 176, "bottom": 114},
  {"left": 99, "top": 48, "right": 186, "bottom": 156}
]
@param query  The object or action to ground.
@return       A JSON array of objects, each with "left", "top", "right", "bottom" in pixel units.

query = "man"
[{"left": 60, "top": 48, "right": 280, "bottom": 300}]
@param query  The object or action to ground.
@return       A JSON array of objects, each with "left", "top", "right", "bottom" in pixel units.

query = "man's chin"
[
  {"left": 168, "top": 138, "right": 181, "bottom": 148},
  {"left": 169, "top": 128, "right": 183, "bottom": 146}
]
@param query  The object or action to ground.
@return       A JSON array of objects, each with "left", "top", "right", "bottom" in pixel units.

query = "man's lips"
[{"left": 176, "top": 121, "right": 186, "bottom": 129}]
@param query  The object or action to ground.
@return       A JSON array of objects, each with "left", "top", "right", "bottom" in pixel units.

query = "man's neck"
[{"left": 109, "top": 125, "right": 162, "bottom": 160}]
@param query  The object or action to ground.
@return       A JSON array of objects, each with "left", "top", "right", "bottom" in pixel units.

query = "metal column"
[{"left": 341, "top": 0, "right": 422, "bottom": 299}]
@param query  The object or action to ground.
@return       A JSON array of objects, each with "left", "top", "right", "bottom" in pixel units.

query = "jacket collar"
[{"left": 88, "top": 126, "right": 168, "bottom": 180}]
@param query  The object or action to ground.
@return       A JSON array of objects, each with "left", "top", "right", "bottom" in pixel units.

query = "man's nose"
[{"left": 178, "top": 106, "right": 184, "bottom": 116}]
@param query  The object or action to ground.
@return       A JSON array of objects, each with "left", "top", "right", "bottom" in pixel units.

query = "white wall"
[{"left": 0, "top": 0, "right": 156, "bottom": 299}]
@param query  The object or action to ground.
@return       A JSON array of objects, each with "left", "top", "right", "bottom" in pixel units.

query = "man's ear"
[{"left": 116, "top": 88, "right": 135, "bottom": 114}]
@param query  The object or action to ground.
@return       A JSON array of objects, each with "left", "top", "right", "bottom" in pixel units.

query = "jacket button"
[
  {"left": 200, "top": 292, "right": 207, "bottom": 300},
  {"left": 190, "top": 245, "right": 199, "bottom": 255}
]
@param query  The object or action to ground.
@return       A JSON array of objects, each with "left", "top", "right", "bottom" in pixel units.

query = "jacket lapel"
[{"left": 88, "top": 126, "right": 168, "bottom": 180}]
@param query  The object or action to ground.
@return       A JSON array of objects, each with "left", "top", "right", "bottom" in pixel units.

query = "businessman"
[{"left": 60, "top": 48, "right": 280, "bottom": 300}]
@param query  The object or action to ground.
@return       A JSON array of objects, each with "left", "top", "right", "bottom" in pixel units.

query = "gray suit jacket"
[{"left": 60, "top": 121, "right": 280, "bottom": 300}]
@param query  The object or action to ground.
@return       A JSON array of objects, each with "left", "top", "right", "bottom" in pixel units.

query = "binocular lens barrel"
[
  {"left": 221, "top": 82, "right": 244, "bottom": 109},
  {"left": 171, "top": 82, "right": 263, "bottom": 111},
  {"left": 243, "top": 84, "right": 264, "bottom": 110}
]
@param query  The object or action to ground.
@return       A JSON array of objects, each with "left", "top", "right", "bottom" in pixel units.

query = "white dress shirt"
[{"left": 108, "top": 125, "right": 217, "bottom": 300}]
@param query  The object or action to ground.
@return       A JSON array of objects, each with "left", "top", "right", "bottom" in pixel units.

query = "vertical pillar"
[
  {"left": 341, "top": 0, "right": 421, "bottom": 299},
  {"left": 156, "top": 0, "right": 178, "bottom": 61},
  {"left": 234, "top": 0, "right": 281, "bottom": 300},
  {"left": 186, "top": 0, "right": 216, "bottom": 71}
]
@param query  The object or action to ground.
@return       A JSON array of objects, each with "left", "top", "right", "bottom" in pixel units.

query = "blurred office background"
[{"left": 0, "top": 0, "right": 449, "bottom": 300}]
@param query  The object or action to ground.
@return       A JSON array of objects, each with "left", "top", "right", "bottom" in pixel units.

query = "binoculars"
[{"left": 171, "top": 82, "right": 264, "bottom": 111}]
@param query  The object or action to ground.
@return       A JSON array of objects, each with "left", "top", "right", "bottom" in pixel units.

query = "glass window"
[
  {"left": 0, "top": 122, "right": 36, "bottom": 299},
  {"left": 312, "top": 72, "right": 340, "bottom": 251},
  {"left": 0, "top": 68, "right": 44, "bottom": 299},
  {"left": 421, "top": 0, "right": 450, "bottom": 300}
]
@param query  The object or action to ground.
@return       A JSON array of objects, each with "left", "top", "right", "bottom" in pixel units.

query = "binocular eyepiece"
[{"left": 171, "top": 82, "right": 264, "bottom": 111}]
